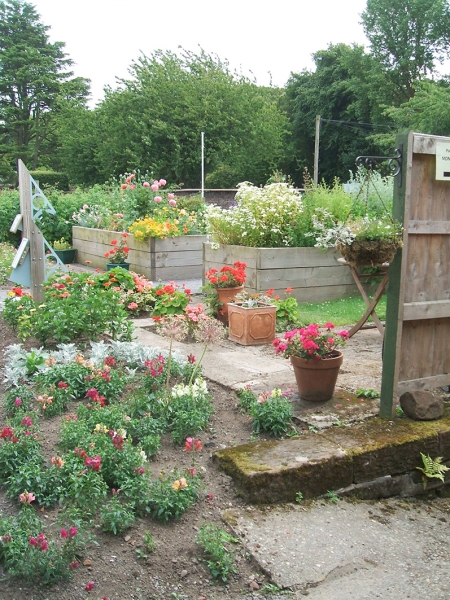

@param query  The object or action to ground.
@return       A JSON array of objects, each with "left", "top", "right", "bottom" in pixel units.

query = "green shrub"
[
  {"left": 29, "top": 171, "right": 69, "bottom": 191},
  {"left": 0, "top": 190, "right": 20, "bottom": 245},
  {"left": 195, "top": 523, "right": 239, "bottom": 582},
  {"left": 0, "top": 243, "right": 16, "bottom": 283},
  {"left": 294, "top": 176, "right": 353, "bottom": 247}
]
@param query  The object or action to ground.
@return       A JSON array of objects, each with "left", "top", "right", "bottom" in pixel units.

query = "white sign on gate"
[{"left": 435, "top": 140, "right": 450, "bottom": 180}]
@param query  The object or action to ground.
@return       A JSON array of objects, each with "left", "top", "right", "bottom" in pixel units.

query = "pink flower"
[
  {"left": 158, "top": 179, "right": 166, "bottom": 186},
  {"left": 151, "top": 183, "right": 159, "bottom": 191},
  {"left": 128, "top": 302, "right": 138, "bottom": 310},
  {"left": 14, "top": 398, "right": 22, "bottom": 406},
  {"left": 169, "top": 199, "right": 177, "bottom": 207},
  {"left": 85, "top": 581, "right": 95, "bottom": 591},
  {"left": 143, "top": 181, "right": 150, "bottom": 187},
  {"left": 154, "top": 196, "right": 162, "bottom": 203},
  {"left": 21, "top": 416, "right": 32, "bottom": 427},
  {"left": 69, "top": 526, "right": 78, "bottom": 538},
  {"left": 168, "top": 193, "right": 175, "bottom": 200},
  {"left": 121, "top": 183, "right": 127, "bottom": 189},
  {"left": 19, "top": 491, "right": 35, "bottom": 504},
  {"left": 61, "top": 528, "right": 68, "bottom": 538},
  {"left": 325, "top": 322, "right": 335, "bottom": 329},
  {"left": 29, "top": 536, "right": 38, "bottom": 546}
]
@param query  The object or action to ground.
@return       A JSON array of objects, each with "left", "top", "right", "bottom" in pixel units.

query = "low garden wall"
[
  {"left": 73, "top": 226, "right": 207, "bottom": 280},
  {"left": 203, "top": 242, "right": 358, "bottom": 303}
]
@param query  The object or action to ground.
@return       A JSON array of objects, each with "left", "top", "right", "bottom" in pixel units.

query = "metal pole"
[
  {"left": 314, "top": 115, "right": 320, "bottom": 186},
  {"left": 201, "top": 132, "right": 205, "bottom": 198}
]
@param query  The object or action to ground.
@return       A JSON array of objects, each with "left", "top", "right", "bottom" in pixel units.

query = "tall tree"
[
  {"left": 285, "top": 43, "right": 392, "bottom": 185},
  {"left": 0, "top": 0, "right": 89, "bottom": 177},
  {"left": 361, "top": 0, "right": 450, "bottom": 102},
  {"left": 78, "top": 48, "right": 289, "bottom": 187}
]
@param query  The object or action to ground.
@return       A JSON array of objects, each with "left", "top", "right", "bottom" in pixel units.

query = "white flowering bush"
[{"left": 206, "top": 182, "right": 303, "bottom": 247}]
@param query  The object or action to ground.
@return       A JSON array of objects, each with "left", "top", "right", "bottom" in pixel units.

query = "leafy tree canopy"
[
  {"left": 0, "top": 0, "right": 90, "bottom": 178},
  {"left": 62, "top": 48, "right": 289, "bottom": 187},
  {"left": 361, "top": 0, "right": 450, "bottom": 101}
]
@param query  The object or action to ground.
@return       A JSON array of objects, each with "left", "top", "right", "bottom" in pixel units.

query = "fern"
[{"left": 416, "top": 453, "right": 449, "bottom": 489}]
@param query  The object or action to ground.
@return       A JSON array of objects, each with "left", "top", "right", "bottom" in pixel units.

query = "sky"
[{"left": 30, "top": 0, "right": 370, "bottom": 106}]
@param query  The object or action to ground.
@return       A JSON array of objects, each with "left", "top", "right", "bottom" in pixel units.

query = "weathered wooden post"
[{"left": 9, "top": 159, "right": 66, "bottom": 301}]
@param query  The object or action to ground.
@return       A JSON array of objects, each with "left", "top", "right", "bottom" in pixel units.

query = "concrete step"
[{"left": 214, "top": 411, "right": 450, "bottom": 503}]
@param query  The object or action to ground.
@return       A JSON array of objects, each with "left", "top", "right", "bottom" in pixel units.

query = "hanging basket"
[{"left": 337, "top": 239, "right": 400, "bottom": 267}]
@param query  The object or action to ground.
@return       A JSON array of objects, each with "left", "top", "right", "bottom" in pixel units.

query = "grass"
[{"left": 299, "top": 294, "right": 387, "bottom": 327}]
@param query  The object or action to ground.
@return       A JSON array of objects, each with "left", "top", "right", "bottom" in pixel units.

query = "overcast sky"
[{"left": 30, "top": 0, "right": 369, "bottom": 106}]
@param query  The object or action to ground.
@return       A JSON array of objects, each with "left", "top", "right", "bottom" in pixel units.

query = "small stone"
[
  {"left": 124, "top": 535, "right": 131, "bottom": 542},
  {"left": 249, "top": 580, "right": 260, "bottom": 591},
  {"left": 399, "top": 391, "right": 444, "bottom": 420},
  {"left": 83, "top": 559, "right": 92, "bottom": 566},
  {"left": 180, "top": 569, "right": 189, "bottom": 578}
]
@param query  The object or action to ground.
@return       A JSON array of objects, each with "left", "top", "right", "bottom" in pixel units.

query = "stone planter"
[
  {"left": 228, "top": 302, "right": 276, "bottom": 345},
  {"left": 203, "top": 243, "right": 358, "bottom": 303},
  {"left": 73, "top": 226, "right": 207, "bottom": 280}
]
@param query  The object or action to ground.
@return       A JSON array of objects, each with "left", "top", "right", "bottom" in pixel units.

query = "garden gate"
[{"left": 380, "top": 132, "right": 450, "bottom": 417}]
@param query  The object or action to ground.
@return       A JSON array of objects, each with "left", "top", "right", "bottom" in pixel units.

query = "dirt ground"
[{"left": 0, "top": 288, "right": 392, "bottom": 600}]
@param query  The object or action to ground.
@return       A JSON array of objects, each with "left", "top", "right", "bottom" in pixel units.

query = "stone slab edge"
[{"left": 213, "top": 410, "right": 450, "bottom": 503}]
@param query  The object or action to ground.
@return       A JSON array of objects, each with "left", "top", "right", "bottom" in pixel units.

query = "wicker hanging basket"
[{"left": 337, "top": 239, "right": 401, "bottom": 267}]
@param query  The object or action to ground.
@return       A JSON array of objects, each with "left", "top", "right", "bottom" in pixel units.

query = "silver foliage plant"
[{"left": 3, "top": 341, "right": 187, "bottom": 387}]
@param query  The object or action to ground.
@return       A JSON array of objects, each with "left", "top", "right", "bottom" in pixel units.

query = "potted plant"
[
  {"left": 311, "top": 209, "right": 403, "bottom": 267},
  {"left": 203, "top": 261, "right": 247, "bottom": 323},
  {"left": 228, "top": 290, "right": 277, "bottom": 345},
  {"left": 273, "top": 323, "right": 349, "bottom": 402},
  {"left": 52, "top": 238, "right": 77, "bottom": 264},
  {"left": 104, "top": 233, "right": 131, "bottom": 270}
]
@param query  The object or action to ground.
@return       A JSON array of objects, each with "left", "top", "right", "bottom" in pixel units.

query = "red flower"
[
  {"left": 85, "top": 581, "right": 95, "bottom": 591},
  {"left": 110, "top": 239, "right": 118, "bottom": 245}
]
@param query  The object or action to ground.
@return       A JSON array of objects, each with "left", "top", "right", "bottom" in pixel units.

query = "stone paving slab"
[{"left": 224, "top": 498, "right": 450, "bottom": 598}]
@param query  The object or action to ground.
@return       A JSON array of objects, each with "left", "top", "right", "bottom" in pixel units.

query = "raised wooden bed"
[
  {"left": 203, "top": 243, "right": 358, "bottom": 303},
  {"left": 73, "top": 226, "right": 206, "bottom": 280}
]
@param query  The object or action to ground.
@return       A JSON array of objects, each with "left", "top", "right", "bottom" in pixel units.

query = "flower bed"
[
  {"left": 203, "top": 243, "right": 358, "bottom": 303},
  {"left": 73, "top": 226, "right": 207, "bottom": 280}
]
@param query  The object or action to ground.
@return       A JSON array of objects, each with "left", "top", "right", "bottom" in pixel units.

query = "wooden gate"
[{"left": 380, "top": 131, "right": 450, "bottom": 417}]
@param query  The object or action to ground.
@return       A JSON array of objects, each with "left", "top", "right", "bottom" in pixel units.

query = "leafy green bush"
[
  {"left": 29, "top": 171, "right": 69, "bottom": 191},
  {"left": 294, "top": 175, "right": 353, "bottom": 247},
  {"left": 206, "top": 182, "right": 304, "bottom": 247},
  {"left": 0, "top": 190, "right": 20, "bottom": 245},
  {"left": 0, "top": 242, "right": 16, "bottom": 283},
  {"left": 99, "top": 496, "right": 136, "bottom": 534},
  {"left": 147, "top": 470, "right": 202, "bottom": 521},
  {"left": 4, "top": 271, "right": 134, "bottom": 346},
  {"left": 195, "top": 523, "right": 238, "bottom": 582},
  {"left": 249, "top": 388, "right": 293, "bottom": 436}
]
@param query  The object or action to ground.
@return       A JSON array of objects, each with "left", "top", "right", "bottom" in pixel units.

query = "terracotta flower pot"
[
  {"left": 290, "top": 351, "right": 343, "bottom": 402},
  {"left": 215, "top": 286, "right": 244, "bottom": 324},
  {"left": 228, "top": 303, "right": 276, "bottom": 345}
]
